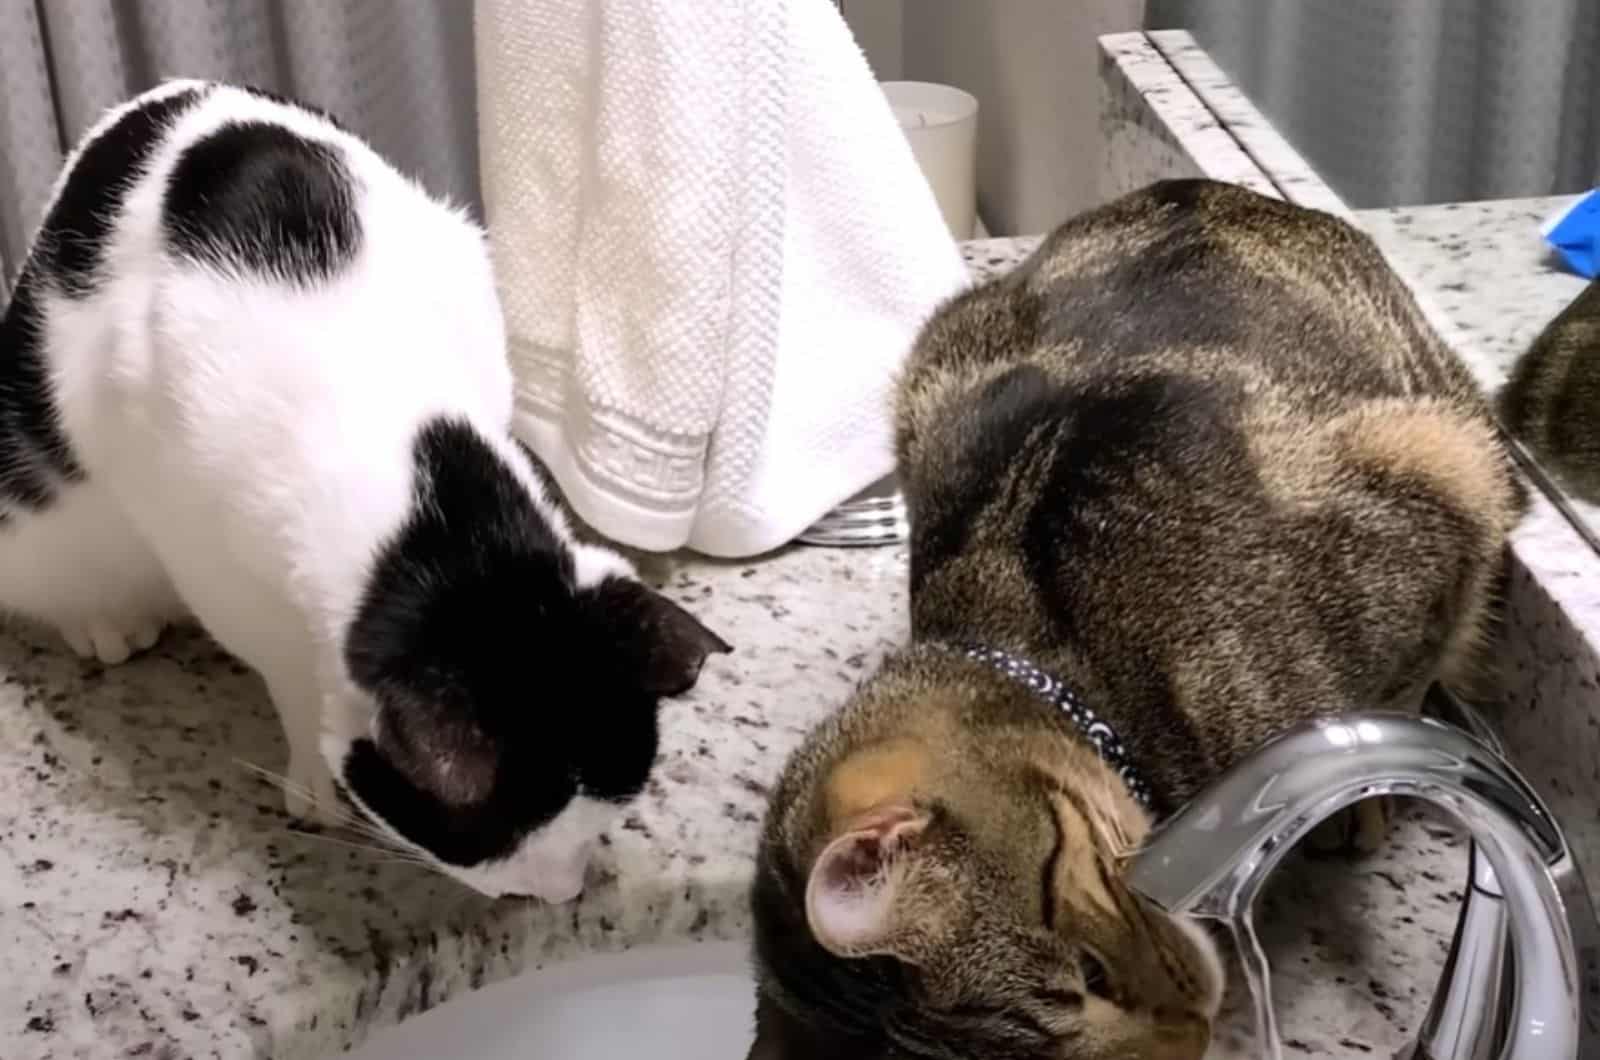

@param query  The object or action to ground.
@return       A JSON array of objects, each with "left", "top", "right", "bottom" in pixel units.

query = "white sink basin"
[{"left": 342, "top": 941, "right": 756, "bottom": 1058}]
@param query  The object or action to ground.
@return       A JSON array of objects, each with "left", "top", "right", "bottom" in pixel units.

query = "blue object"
[{"left": 1543, "top": 188, "right": 1600, "bottom": 279}]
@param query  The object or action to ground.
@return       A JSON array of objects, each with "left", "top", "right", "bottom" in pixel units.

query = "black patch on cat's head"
[
  {"left": 339, "top": 418, "right": 729, "bottom": 870},
  {"left": 162, "top": 121, "right": 361, "bottom": 284},
  {"left": 41, "top": 85, "right": 207, "bottom": 297}
]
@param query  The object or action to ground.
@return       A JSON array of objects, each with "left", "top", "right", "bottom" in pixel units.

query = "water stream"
[{"left": 1227, "top": 909, "right": 1285, "bottom": 1060}]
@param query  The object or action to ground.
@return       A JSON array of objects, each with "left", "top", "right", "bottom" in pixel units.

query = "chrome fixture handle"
[
  {"left": 799, "top": 476, "right": 909, "bottom": 547},
  {"left": 1126, "top": 713, "right": 1600, "bottom": 1060}
]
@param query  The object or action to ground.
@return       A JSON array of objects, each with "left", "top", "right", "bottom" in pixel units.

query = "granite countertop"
[
  {"left": 1356, "top": 195, "right": 1588, "bottom": 389},
  {"left": 2, "top": 240, "right": 1471, "bottom": 1060}
]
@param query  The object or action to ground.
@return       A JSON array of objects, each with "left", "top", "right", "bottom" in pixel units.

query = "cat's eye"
[{"left": 1077, "top": 949, "right": 1112, "bottom": 999}]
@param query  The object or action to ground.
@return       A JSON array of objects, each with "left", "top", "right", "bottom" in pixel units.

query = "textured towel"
[{"left": 475, "top": 0, "right": 967, "bottom": 557}]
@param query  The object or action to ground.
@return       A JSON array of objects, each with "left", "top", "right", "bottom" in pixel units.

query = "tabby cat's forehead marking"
[
  {"left": 1044, "top": 790, "right": 1123, "bottom": 921},
  {"left": 823, "top": 739, "right": 930, "bottom": 832}
]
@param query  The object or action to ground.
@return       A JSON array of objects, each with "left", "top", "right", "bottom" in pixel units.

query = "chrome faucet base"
[
  {"left": 1126, "top": 711, "right": 1600, "bottom": 1060},
  {"left": 1412, "top": 694, "right": 1514, "bottom": 1060},
  {"left": 1410, "top": 842, "right": 1512, "bottom": 1060},
  {"left": 798, "top": 475, "right": 909, "bottom": 546}
]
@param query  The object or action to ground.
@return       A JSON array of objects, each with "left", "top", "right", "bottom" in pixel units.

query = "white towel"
[{"left": 475, "top": 0, "right": 968, "bottom": 557}]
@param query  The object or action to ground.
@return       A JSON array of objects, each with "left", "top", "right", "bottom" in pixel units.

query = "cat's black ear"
[
  {"left": 374, "top": 692, "right": 500, "bottom": 807},
  {"left": 585, "top": 578, "right": 732, "bottom": 696}
]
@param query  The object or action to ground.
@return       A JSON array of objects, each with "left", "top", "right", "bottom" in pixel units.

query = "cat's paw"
[
  {"left": 59, "top": 616, "right": 166, "bottom": 665},
  {"left": 283, "top": 754, "right": 344, "bottom": 828},
  {"left": 1304, "top": 797, "right": 1393, "bottom": 859}
]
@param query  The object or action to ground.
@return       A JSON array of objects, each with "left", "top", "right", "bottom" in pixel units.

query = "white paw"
[
  {"left": 283, "top": 753, "right": 343, "bottom": 827},
  {"left": 59, "top": 616, "right": 167, "bottom": 665}
]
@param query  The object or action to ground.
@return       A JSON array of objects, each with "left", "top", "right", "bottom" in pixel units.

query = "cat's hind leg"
[
  {"left": 0, "top": 481, "right": 182, "bottom": 663},
  {"left": 1304, "top": 798, "right": 1394, "bottom": 859},
  {"left": 1280, "top": 399, "right": 1520, "bottom": 862}
]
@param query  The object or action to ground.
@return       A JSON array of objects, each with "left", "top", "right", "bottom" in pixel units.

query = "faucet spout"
[{"left": 1126, "top": 713, "right": 1600, "bottom": 1060}]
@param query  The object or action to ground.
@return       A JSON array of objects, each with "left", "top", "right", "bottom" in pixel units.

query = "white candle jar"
[{"left": 881, "top": 80, "right": 980, "bottom": 241}]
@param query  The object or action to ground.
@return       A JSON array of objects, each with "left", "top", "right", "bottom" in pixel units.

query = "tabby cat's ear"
[{"left": 805, "top": 804, "right": 931, "bottom": 957}]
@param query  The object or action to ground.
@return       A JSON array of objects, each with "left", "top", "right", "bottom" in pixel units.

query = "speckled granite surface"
[
  {"left": 1358, "top": 197, "right": 1586, "bottom": 388},
  {"left": 0, "top": 236, "right": 1477, "bottom": 1060}
]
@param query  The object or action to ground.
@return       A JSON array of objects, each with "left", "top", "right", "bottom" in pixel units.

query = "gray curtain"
[
  {"left": 0, "top": 0, "right": 479, "bottom": 293},
  {"left": 1148, "top": 0, "right": 1600, "bottom": 209}
]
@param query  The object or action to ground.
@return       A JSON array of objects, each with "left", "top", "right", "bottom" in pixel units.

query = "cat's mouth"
[{"left": 448, "top": 842, "right": 594, "bottom": 903}]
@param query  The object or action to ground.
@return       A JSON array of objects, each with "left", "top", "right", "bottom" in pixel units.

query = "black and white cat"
[{"left": 0, "top": 80, "right": 730, "bottom": 902}]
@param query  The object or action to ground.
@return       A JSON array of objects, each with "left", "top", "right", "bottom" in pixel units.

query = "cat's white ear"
[{"left": 805, "top": 805, "right": 930, "bottom": 957}]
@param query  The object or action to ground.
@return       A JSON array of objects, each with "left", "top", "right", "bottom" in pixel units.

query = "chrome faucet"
[{"left": 1125, "top": 711, "right": 1600, "bottom": 1060}]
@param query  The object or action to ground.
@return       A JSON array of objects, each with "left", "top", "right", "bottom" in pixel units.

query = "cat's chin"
[
  {"left": 438, "top": 794, "right": 618, "bottom": 902},
  {"left": 433, "top": 837, "right": 592, "bottom": 902},
  {"left": 333, "top": 766, "right": 619, "bottom": 903},
  {"left": 450, "top": 856, "right": 589, "bottom": 904}
]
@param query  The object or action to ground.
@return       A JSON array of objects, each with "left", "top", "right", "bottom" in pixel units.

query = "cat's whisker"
[
  {"left": 234, "top": 758, "right": 328, "bottom": 808},
  {"left": 234, "top": 758, "right": 330, "bottom": 809},
  {"left": 283, "top": 826, "right": 423, "bottom": 862},
  {"left": 220, "top": 758, "right": 382, "bottom": 845},
  {"left": 315, "top": 814, "right": 407, "bottom": 849},
  {"left": 233, "top": 757, "right": 390, "bottom": 839},
  {"left": 343, "top": 818, "right": 406, "bottom": 846}
]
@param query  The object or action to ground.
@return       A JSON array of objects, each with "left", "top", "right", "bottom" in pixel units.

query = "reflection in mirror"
[{"left": 1501, "top": 280, "right": 1600, "bottom": 511}]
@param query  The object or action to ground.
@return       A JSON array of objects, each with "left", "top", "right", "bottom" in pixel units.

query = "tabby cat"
[
  {"left": 747, "top": 179, "right": 1524, "bottom": 1059},
  {"left": 1499, "top": 278, "right": 1600, "bottom": 504}
]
